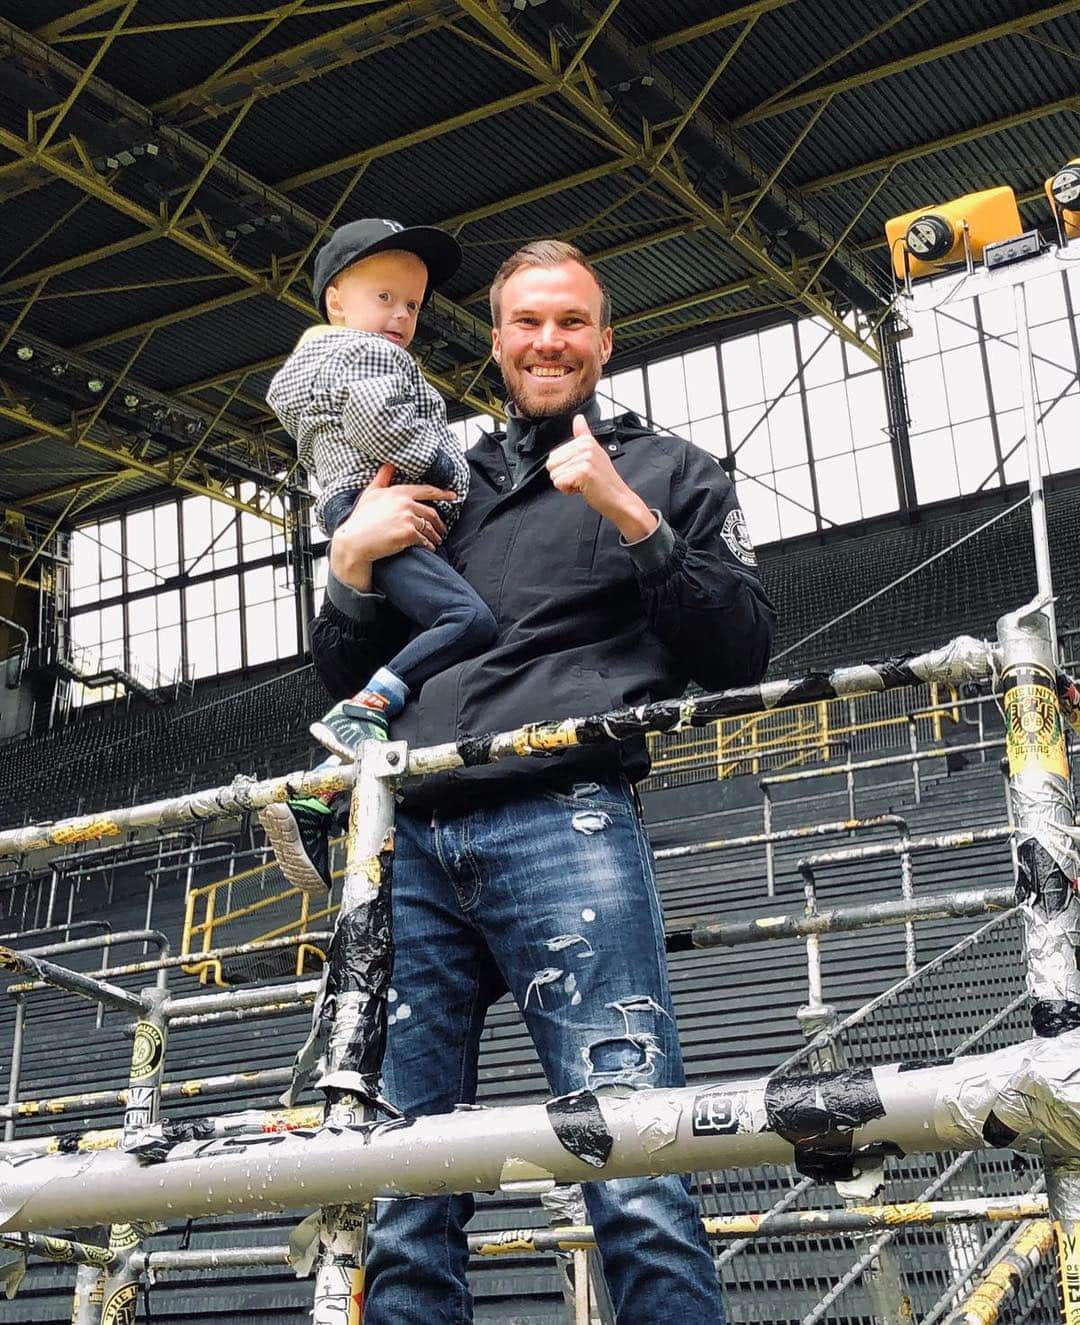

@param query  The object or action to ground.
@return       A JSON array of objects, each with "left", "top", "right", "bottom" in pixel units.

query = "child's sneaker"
[
  {"left": 310, "top": 693, "right": 390, "bottom": 760},
  {"left": 259, "top": 797, "right": 333, "bottom": 894}
]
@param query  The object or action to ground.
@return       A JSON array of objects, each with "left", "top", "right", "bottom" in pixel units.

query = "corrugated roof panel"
[
  {"left": 182, "top": 25, "right": 534, "bottom": 188},
  {"left": 67, "top": 0, "right": 379, "bottom": 107}
]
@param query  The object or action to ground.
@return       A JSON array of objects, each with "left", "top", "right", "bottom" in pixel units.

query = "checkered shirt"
[{"left": 267, "top": 325, "right": 470, "bottom": 535}]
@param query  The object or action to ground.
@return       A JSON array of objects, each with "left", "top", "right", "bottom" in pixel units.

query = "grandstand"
[{"left": 1, "top": 3, "right": 1080, "bottom": 1323}]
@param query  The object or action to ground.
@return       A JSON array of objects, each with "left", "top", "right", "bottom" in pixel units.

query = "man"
[{"left": 275, "top": 240, "right": 775, "bottom": 1322}]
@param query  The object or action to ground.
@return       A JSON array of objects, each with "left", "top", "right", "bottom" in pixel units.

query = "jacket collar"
[{"left": 503, "top": 394, "right": 604, "bottom": 459}]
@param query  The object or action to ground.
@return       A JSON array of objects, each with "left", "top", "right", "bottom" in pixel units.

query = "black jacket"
[{"left": 311, "top": 410, "right": 776, "bottom": 807}]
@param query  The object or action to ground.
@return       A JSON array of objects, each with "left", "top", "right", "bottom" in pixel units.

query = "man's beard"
[{"left": 503, "top": 368, "right": 595, "bottom": 420}]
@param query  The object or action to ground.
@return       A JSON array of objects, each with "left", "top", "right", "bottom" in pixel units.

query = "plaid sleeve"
[{"left": 318, "top": 337, "right": 459, "bottom": 482}]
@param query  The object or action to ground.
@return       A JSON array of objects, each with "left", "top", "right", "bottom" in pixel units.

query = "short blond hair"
[{"left": 489, "top": 239, "right": 610, "bottom": 328}]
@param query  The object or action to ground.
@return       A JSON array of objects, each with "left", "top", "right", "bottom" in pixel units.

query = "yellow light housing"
[
  {"left": 885, "top": 186, "right": 1023, "bottom": 280},
  {"left": 1046, "top": 158, "right": 1080, "bottom": 240}
]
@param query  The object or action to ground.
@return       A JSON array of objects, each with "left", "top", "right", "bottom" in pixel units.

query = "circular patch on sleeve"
[{"left": 721, "top": 508, "right": 757, "bottom": 566}]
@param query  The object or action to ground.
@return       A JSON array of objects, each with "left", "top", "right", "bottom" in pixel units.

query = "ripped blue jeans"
[{"left": 363, "top": 775, "right": 724, "bottom": 1325}]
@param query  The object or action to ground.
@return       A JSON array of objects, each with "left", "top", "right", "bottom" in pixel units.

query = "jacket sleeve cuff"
[
  {"left": 325, "top": 569, "right": 383, "bottom": 623},
  {"left": 620, "top": 511, "right": 674, "bottom": 574}
]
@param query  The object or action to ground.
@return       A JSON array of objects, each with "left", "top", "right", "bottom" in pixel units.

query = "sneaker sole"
[
  {"left": 309, "top": 719, "right": 385, "bottom": 761},
  {"left": 259, "top": 803, "right": 330, "bottom": 896}
]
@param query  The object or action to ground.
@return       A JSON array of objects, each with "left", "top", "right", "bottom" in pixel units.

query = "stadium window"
[
  {"left": 599, "top": 367, "right": 647, "bottom": 418},
  {"left": 905, "top": 269, "right": 1080, "bottom": 503}
]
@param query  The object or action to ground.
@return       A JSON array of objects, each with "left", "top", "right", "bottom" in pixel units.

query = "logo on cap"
[{"left": 380, "top": 220, "right": 404, "bottom": 233}]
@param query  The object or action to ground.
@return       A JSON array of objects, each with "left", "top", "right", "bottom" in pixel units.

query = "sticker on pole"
[
  {"left": 1057, "top": 1222, "right": 1080, "bottom": 1325},
  {"left": 129, "top": 1022, "right": 164, "bottom": 1080},
  {"left": 691, "top": 1090, "right": 745, "bottom": 1136},
  {"left": 1003, "top": 666, "right": 1068, "bottom": 780},
  {"left": 102, "top": 1283, "right": 138, "bottom": 1325}
]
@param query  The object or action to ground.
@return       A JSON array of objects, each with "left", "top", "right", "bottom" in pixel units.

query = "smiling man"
[{"left": 282, "top": 239, "right": 776, "bottom": 1323}]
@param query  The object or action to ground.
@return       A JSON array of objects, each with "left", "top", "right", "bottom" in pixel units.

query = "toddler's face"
[{"left": 325, "top": 249, "right": 428, "bottom": 348}]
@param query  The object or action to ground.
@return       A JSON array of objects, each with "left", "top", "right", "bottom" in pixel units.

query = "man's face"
[{"left": 491, "top": 260, "right": 612, "bottom": 417}]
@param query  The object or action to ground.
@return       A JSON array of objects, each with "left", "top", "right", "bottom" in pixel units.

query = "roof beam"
[
  {"left": 799, "top": 93, "right": 1080, "bottom": 193},
  {"left": 734, "top": 1, "right": 1080, "bottom": 126},
  {"left": 0, "top": 135, "right": 501, "bottom": 411},
  {"left": 0, "top": 20, "right": 504, "bottom": 417},
  {"left": 34, "top": 2, "right": 129, "bottom": 43},
  {"left": 275, "top": 83, "right": 554, "bottom": 193},
  {"left": 454, "top": 0, "right": 882, "bottom": 361},
  {"left": 0, "top": 401, "right": 284, "bottom": 526},
  {"left": 641, "top": 0, "right": 796, "bottom": 56},
  {"left": 153, "top": 0, "right": 460, "bottom": 124},
  {"left": 614, "top": 277, "right": 765, "bottom": 330}
]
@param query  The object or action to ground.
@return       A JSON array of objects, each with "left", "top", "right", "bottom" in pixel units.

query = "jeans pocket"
[{"left": 539, "top": 776, "right": 631, "bottom": 818}]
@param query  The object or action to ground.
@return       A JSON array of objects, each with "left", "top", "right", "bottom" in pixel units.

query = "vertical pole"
[
  {"left": 762, "top": 788, "right": 775, "bottom": 898},
  {"left": 996, "top": 602, "right": 1080, "bottom": 1315},
  {"left": 70, "top": 1261, "right": 105, "bottom": 1325},
  {"left": 898, "top": 847, "right": 916, "bottom": 977},
  {"left": 44, "top": 866, "right": 58, "bottom": 929},
  {"left": 1013, "top": 283, "right": 1057, "bottom": 656},
  {"left": 310, "top": 740, "right": 400, "bottom": 1325},
  {"left": 291, "top": 491, "right": 317, "bottom": 658},
  {"left": 908, "top": 719, "right": 921, "bottom": 806},
  {"left": 99, "top": 987, "right": 167, "bottom": 1325},
  {"left": 4, "top": 995, "right": 25, "bottom": 1143}
]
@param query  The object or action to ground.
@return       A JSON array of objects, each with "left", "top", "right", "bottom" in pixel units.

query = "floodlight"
[
  {"left": 87, "top": 378, "right": 105, "bottom": 393},
  {"left": 885, "top": 186, "right": 1023, "bottom": 281},
  {"left": 123, "top": 393, "right": 140, "bottom": 409},
  {"left": 1046, "top": 158, "right": 1080, "bottom": 241},
  {"left": 15, "top": 346, "right": 32, "bottom": 361}
]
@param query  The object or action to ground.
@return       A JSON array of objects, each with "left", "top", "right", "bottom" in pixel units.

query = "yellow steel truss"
[{"left": 453, "top": 0, "right": 883, "bottom": 364}]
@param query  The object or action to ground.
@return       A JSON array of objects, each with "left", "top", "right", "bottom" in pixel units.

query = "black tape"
[
  {"left": 764, "top": 1069, "right": 887, "bottom": 1183},
  {"left": 578, "top": 713, "right": 616, "bottom": 743},
  {"left": 128, "top": 1118, "right": 216, "bottom": 1166},
  {"left": 1032, "top": 999, "right": 1080, "bottom": 1037},
  {"left": 457, "top": 733, "right": 495, "bottom": 767},
  {"left": 982, "top": 1110, "right": 1019, "bottom": 1148},
  {"left": 774, "top": 675, "right": 842, "bottom": 705},
  {"left": 324, "top": 843, "right": 396, "bottom": 1104},
  {"left": 546, "top": 1089, "right": 613, "bottom": 1169},
  {"left": 896, "top": 1057, "right": 955, "bottom": 1072},
  {"left": 1015, "top": 839, "right": 1072, "bottom": 918},
  {"left": 57, "top": 1133, "right": 80, "bottom": 1154},
  {"left": 875, "top": 661, "right": 923, "bottom": 690}
]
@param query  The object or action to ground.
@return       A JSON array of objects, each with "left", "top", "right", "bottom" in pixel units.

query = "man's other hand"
[
  {"left": 329, "top": 463, "right": 456, "bottom": 590},
  {"left": 546, "top": 415, "right": 658, "bottom": 543}
]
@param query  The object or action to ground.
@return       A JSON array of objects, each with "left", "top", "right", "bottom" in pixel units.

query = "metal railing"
[
  {"left": 643, "top": 679, "right": 975, "bottom": 790},
  {"left": 0, "top": 617, "right": 1074, "bottom": 1325}
]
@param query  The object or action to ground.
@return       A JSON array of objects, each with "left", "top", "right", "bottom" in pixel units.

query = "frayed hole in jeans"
[{"left": 571, "top": 810, "right": 611, "bottom": 834}]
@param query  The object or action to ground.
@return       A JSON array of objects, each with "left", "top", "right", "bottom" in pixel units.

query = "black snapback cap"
[{"left": 313, "top": 218, "right": 462, "bottom": 317}]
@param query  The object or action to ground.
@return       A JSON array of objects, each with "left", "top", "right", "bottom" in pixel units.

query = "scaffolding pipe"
[
  {"left": 15, "top": 1191, "right": 1043, "bottom": 1277},
  {"left": 0, "top": 634, "right": 998, "bottom": 858},
  {"left": 797, "top": 824, "right": 1016, "bottom": 984},
  {"left": 0, "top": 947, "right": 147, "bottom": 1013},
  {"left": 682, "top": 886, "right": 1015, "bottom": 950},
  {"left": 467, "top": 1194, "right": 1052, "bottom": 1256},
  {"left": 0, "top": 1104, "right": 322, "bottom": 1163},
  {"left": 0, "top": 1064, "right": 296, "bottom": 1122},
  {"left": 8, "top": 930, "right": 330, "bottom": 990},
  {"left": 942, "top": 1218, "right": 1056, "bottom": 1325},
  {"left": 997, "top": 601, "right": 1080, "bottom": 1269},
  {"left": 0, "top": 1033, "right": 1078, "bottom": 1233}
]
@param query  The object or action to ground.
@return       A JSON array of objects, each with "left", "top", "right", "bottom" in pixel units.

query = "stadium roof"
[{"left": 0, "top": 0, "right": 1076, "bottom": 532}]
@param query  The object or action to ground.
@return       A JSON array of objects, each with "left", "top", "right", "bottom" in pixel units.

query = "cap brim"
[{"left": 363, "top": 226, "right": 462, "bottom": 300}]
